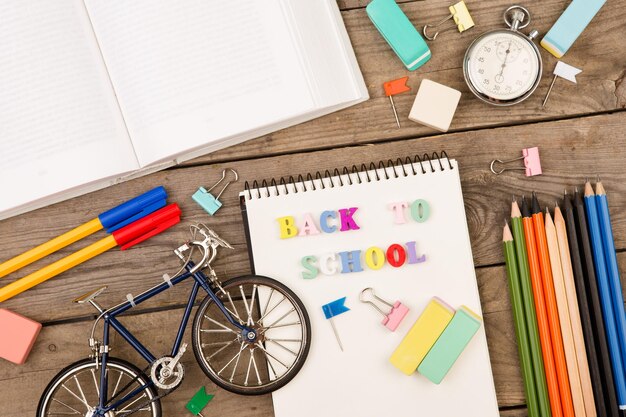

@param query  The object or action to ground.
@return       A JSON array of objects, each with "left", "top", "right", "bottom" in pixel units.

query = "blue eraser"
[
  {"left": 541, "top": 0, "right": 606, "bottom": 58},
  {"left": 192, "top": 187, "right": 222, "bottom": 215},
  {"left": 366, "top": 0, "right": 431, "bottom": 71}
]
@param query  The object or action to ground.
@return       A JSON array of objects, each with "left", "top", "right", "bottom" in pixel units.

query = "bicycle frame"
[{"left": 93, "top": 261, "right": 249, "bottom": 415}]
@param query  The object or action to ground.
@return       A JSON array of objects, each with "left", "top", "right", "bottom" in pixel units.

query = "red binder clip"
[
  {"left": 490, "top": 147, "right": 542, "bottom": 177},
  {"left": 359, "top": 287, "right": 409, "bottom": 331}
]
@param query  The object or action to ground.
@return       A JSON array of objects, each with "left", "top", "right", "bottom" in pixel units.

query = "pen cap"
[
  {"left": 99, "top": 186, "right": 168, "bottom": 233},
  {"left": 112, "top": 203, "right": 181, "bottom": 250}
]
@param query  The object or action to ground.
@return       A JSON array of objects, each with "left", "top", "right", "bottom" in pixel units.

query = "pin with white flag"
[{"left": 542, "top": 61, "right": 582, "bottom": 107}]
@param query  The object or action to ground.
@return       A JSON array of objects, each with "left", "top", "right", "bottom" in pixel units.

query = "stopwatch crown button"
[{"left": 528, "top": 30, "right": 539, "bottom": 40}]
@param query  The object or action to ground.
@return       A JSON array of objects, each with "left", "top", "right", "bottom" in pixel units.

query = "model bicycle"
[{"left": 37, "top": 225, "right": 311, "bottom": 417}]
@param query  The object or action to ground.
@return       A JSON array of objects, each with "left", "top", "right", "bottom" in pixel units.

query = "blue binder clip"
[{"left": 192, "top": 169, "right": 238, "bottom": 215}]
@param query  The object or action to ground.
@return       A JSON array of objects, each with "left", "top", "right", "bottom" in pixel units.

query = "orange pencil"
[
  {"left": 522, "top": 197, "right": 563, "bottom": 417},
  {"left": 532, "top": 193, "right": 575, "bottom": 417}
]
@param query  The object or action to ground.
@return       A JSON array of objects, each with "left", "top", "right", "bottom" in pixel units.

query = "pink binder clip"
[
  {"left": 490, "top": 147, "right": 542, "bottom": 177},
  {"left": 359, "top": 288, "right": 409, "bottom": 331}
]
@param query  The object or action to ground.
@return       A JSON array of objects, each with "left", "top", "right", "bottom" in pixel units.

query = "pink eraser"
[
  {"left": 0, "top": 308, "right": 42, "bottom": 364},
  {"left": 382, "top": 301, "right": 410, "bottom": 331},
  {"left": 523, "top": 147, "right": 542, "bottom": 177}
]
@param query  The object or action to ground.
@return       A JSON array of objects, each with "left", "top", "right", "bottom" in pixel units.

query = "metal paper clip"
[
  {"left": 359, "top": 288, "right": 409, "bottom": 331},
  {"left": 192, "top": 169, "right": 238, "bottom": 215},
  {"left": 490, "top": 147, "right": 542, "bottom": 176},
  {"left": 423, "top": 1, "right": 475, "bottom": 41}
]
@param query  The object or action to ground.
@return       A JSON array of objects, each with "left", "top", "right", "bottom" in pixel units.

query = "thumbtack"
[
  {"left": 490, "top": 147, "right": 542, "bottom": 177},
  {"left": 192, "top": 168, "right": 238, "bottom": 215},
  {"left": 383, "top": 77, "right": 411, "bottom": 128},
  {"left": 359, "top": 287, "right": 409, "bottom": 331},
  {"left": 543, "top": 61, "right": 582, "bottom": 107},
  {"left": 423, "top": 1, "right": 475, "bottom": 41}
]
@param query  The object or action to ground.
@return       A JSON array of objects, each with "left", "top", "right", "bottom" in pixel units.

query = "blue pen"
[
  {"left": 0, "top": 186, "right": 167, "bottom": 278},
  {"left": 585, "top": 182, "right": 626, "bottom": 408}
]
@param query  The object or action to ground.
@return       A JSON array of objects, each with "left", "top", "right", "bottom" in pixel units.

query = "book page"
[
  {"left": 84, "top": 0, "right": 316, "bottom": 166},
  {"left": 0, "top": 0, "right": 138, "bottom": 218}
]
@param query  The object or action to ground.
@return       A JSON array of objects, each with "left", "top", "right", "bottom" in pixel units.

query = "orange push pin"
[{"left": 384, "top": 77, "right": 411, "bottom": 128}]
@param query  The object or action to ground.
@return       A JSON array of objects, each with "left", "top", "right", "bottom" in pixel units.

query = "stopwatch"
[{"left": 463, "top": 5, "right": 542, "bottom": 106}]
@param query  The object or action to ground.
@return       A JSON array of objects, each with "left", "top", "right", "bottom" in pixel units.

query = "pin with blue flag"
[{"left": 322, "top": 297, "right": 350, "bottom": 351}]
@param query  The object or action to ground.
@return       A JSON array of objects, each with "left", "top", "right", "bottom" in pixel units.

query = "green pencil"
[{"left": 503, "top": 222, "right": 540, "bottom": 417}]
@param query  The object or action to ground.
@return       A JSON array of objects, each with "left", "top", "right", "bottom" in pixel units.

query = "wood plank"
[
  {"left": 185, "top": 0, "right": 625, "bottom": 165},
  {"left": 1, "top": 112, "right": 625, "bottom": 322}
]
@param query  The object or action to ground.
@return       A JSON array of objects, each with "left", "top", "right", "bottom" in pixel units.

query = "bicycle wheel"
[
  {"left": 192, "top": 275, "right": 311, "bottom": 395},
  {"left": 37, "top": 357, "right": 161, "bottom": 417}
]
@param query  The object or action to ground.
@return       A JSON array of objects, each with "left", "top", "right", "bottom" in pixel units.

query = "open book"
[{"left": 0, "top": 0, "right": 367, "bottom": 220}]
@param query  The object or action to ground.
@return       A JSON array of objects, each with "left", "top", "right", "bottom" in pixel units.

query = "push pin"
[
  {"left": 490, "top": 147, "right": 542, "bottom": 177},
  {"left": 192, "top": 168, "right": 238, "bottom": 215},
  {"left": 359, "top": 288, "right": 409, "bottom": 331},
  {"left": 185, "top": 387, "right": 214, "bottom": 417},
  {"left": 423, "top": 1, "right": 475, "bottom": 41},
  {"left": 383, "top": 77, "right": 411, "bottom": 128},
  {"left": 543, "top": 61, "right": 582, "bottom": 107},
  {"left": 322, "top": 297, "right": 350, "bottom": 351}
]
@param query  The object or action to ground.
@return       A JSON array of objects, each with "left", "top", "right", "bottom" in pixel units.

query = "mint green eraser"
[
  {"left": 366, "top": 0, "right": 431, "bottom": 71},
  {"left": 417, "top": 305, "right": 482, "bottom": 384}
]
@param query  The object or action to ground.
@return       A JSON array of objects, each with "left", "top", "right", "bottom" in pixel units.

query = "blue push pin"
[{"left": 192, "top": 169, "right": 238, "bottom": 215}]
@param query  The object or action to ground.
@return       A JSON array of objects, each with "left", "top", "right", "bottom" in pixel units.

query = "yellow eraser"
[{"left": 389, "top": 297, "right": 454, "bottom": 375}]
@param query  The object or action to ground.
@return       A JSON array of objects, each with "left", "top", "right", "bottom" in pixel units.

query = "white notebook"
[
  {"left": 239, "top": 154, "right": 499, "bottom": 417},
  {"left": 0, "top": 0, "right": 367, "bottom": 220}
]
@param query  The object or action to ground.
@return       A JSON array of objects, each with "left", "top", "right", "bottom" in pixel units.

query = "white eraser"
[{"left": 408, "top": 80, "right": 461, "bottom": 132}]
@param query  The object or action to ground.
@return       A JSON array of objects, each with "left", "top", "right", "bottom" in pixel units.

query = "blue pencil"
[
  {"left": 596, "top": 181, "right": 626, "bottom": 378},
  {"left": 584, "top": 181, "right": 626, "bottom": 409}
]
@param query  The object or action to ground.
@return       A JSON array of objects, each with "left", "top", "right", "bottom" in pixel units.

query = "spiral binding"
[{"left": 243, "top": 151, "right": 453, "bottom": 200}]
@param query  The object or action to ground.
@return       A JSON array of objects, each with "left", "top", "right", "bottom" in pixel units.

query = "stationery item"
[
  {"left": 532, "top": 193, "right": 575, "bottom": 417},
  {"left": 541, "top": 0, "right": 606, "bottom": 58},
  {"left": 192, "top": 169, "right": 238, "bottom": 215},
  {"left": 0, "top": 204, "right": 181, "bottom": 303},
  {"left": 322, "top": 297, "right": 350, "bottom": 351},
  {"left": 366, "top": 0, "right": 432, "bottom": 70},
  {"left": 423, "top": 1, "right": 475, "bottom": 41},
  {"left": 545, "top": 209, "right": 586, "bottom": 417},
  {"left": 390, "top": 297, "right": 454, "bottom": 375},
  {"left": 502, "top": 222, "right": 541, "bottom": 417},
  {"left": 554, "top": 204, "right": 597, "bottom": 417},
  {"left": 518, "top": 198, "right": 556, "bottom": 417},
  {"left": 1, "top": 0, "right": 368, "bottom": 220},
  {"left": 418, "top": 305, "right": 482, "bottom": 384},
  {"left": 408, "top": 80, "right": 461, "bottom": 132},
  {"left": 0, "top": 309, "right": 42, "bottom": 364},
  {"left": 185, "top": 387, "right": 214, "bottom": 417},
  {"left": 239, "top": 154, "right": 499, "bottom": 417},
  {"left": 490, "top": 147, "right": 542, "bottom": 176},
  {"left": 383, "top": 77, "right": 411, "bottom": 128},
  {"left": 585, "top": 182, "right": 626, "bottom": 407},
  {"left": 0, "top": 186, "right": 167, "bottom": 279},
  {"left": 564, "top": 194, "right": 615, "bottom": 417},
  {"left": 359, "top": 287, "right": 409, "bottom": 331},
  {"left": 463, "top": 6, "right": 542, "bottom": 106},
  {"left": 543, "top": 62, "right": 582, "bottom": 107}
]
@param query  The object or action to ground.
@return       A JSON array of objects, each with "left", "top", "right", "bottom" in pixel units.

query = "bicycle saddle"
[{"left": 73, "top": 286, "right": 108, "bottom": 304}]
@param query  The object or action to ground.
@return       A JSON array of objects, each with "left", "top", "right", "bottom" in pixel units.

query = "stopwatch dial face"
[{"left": 466, "top": 31, "right": 539, "bottom": 101}]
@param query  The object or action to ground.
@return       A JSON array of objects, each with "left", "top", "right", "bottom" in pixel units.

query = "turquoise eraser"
[
  {"left": 366, "top": 0, "right": 431, "bottom": 71},
  {"left": 541, "top": 0, "right": 606, "bottom": 58},
  {"left": 417, "top": 306, "right": 482, "bottom": 384}
]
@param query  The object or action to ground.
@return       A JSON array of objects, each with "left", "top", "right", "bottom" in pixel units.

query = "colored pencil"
[
  {"left": 503, "top": 222, "right": 540, "bottom": 417},
  {"left": 584, "top": 182, "right": 626, "bottom": 408},
  {"left": 532, "top": 193, "right": 575, "bottom": 417},
  {"left": 595, "top": 181, "right": 626, "bottom": 381},
  {"left": 554, "top": 194, "right": 604, "bottom": 417},
  {"left": 574, "top": 189, "right": 620, "bottom": 416},
  {"left": 521, "top": 197, "right": 560, "bottom": 417},
  {"left": 546, "top": 208, "right": 586, "bottom": 417}
]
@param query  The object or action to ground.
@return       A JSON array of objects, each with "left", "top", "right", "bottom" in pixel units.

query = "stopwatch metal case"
[{"left": 463, "top": 5, "right": 542, "bottom": 106}]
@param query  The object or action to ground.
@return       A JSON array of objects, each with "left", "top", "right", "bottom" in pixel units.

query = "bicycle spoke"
[
  {"left": 240, "top": 285, "right": 253, "bottom": 326},
  {"left": 218, "top": 343, "right": 246, "bottom": 375},
  {"left": 61, "top": 382, "right": 89, "bottom": 409},
  {"left": 51, "top": 398, "right": 82, "bottom": 415},
  {"left": 202, "top": 339, "right": 238, "bottom": 348},
  {"left": 224, "top": 291, "right": 244, "bottom": 324},
  {"left": 267, "top": 339, "right": 298, "bottom": 356},
  {"left": 250, "top": 350, "right": 262, "bottom": 385},
  {"left": 118, "top": 393, "right": 146, "bottom": 411},
  {"left": 266, "top": 338, "right": 302, "bottom": 342},
  {"left": 245, "top": 349, "right": 253, "bottom": 386},
  {"left": 207, "top": 339, "right": 239, "bottom": 360},
  {"left": 248, "top": 285, "right": 257, "bottom": 326},
  {"left": 261, "top": 321, "right": 301, "bottom": 331},
  {"left": 111, "top": 371, "right": 124, "bottom": 399},
  {"left": 265, "top": 348, "right": 279, "bottom": 381},
  {"left": 204, "top": 316, "right": 239, "bottom": 335},
  {"left": 255, "top": 342, "right": 289, "bottom": 370},
  {"left": 73, "top": 375, "right": 89, "bottom": 408},
  {"left": 90, "top": 369, "right": 100, "bottom": 397},
  {"left": 229, "top": 342, "right": 245, "bottom": 382},
  {"left": 263, "top": 308, "right": 295, "bottom": 330},
  {"left": 258, "top": 296, "right": 285, "bottom": 324},
  {"left": 261, "top": 288, "right": 274, "bottom": 319}
]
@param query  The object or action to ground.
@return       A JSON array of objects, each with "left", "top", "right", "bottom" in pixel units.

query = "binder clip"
[
  {"left": 192, "top": 169, "right": 238, "bottom": 215},
  {"left": 359, "top": 287, "right": 409, "bottom": 331},
  {"left": 383, "top": 77, "right": 411, "bottom": 128},
  {"left": 423, "top": 1, "right": 475, "bottom": 41},
  {"left": 490, "top": 147, "right": 542, "bottom": 177}
]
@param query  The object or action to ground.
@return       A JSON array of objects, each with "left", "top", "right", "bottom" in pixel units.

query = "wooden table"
[{"left": 1, "top": 1, "right": 624, "bottom": 415}]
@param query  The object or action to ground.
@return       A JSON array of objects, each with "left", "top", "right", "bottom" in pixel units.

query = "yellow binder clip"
[{"left": 423, "top": 1, "right": 475, "bottom": 41}]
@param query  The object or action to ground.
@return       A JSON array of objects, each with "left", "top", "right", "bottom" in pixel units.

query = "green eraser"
[
  {"left": 417, "top": 305, "right": 482, "bottom": 384},
  {"left": 366, "top": 0, "right": 431, "bottom": 71}
]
